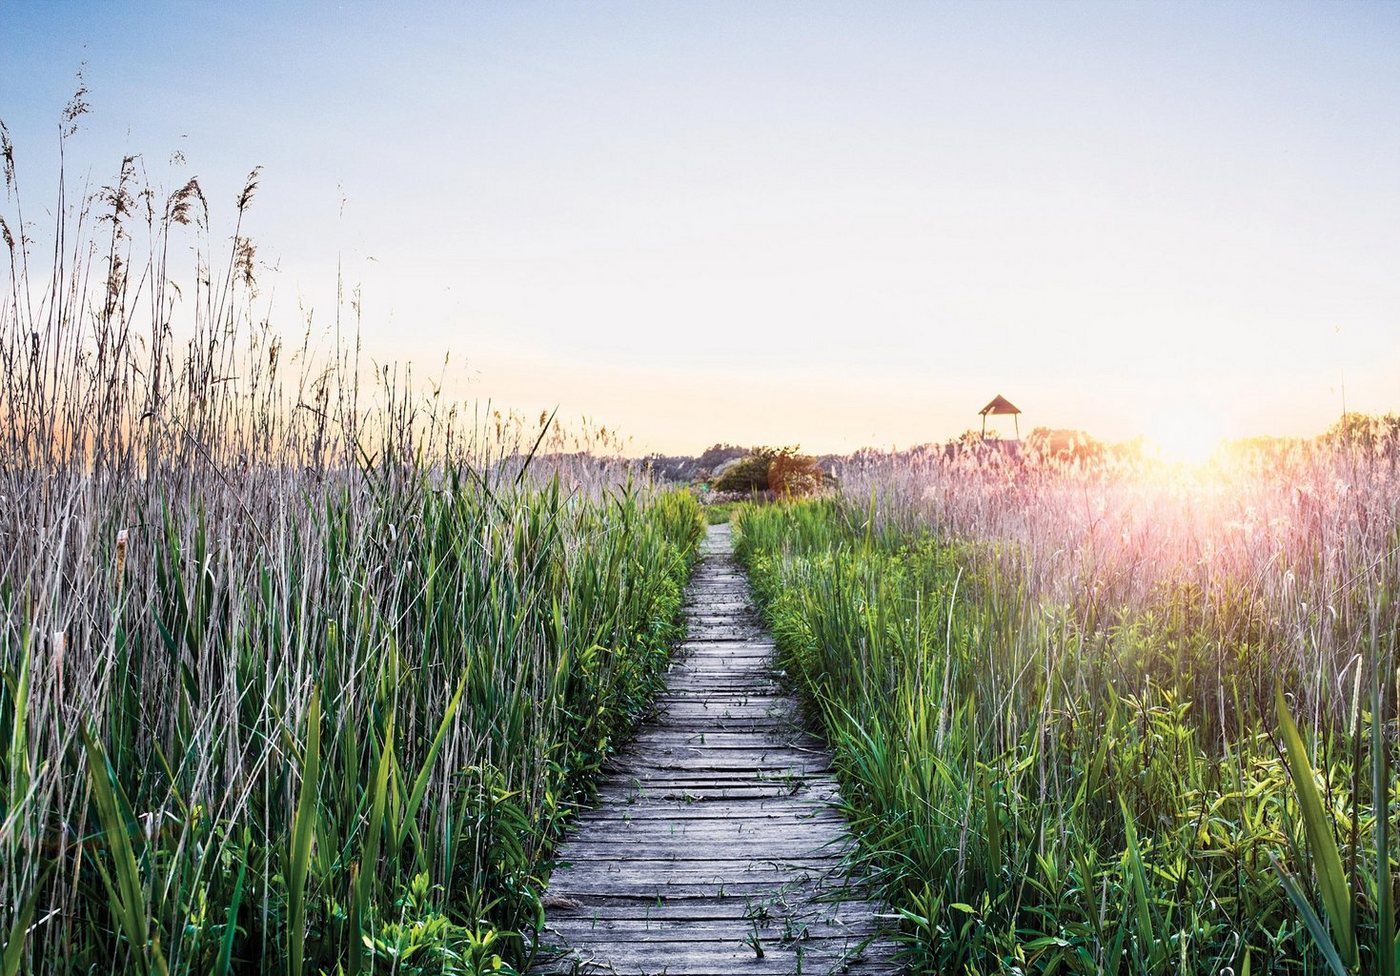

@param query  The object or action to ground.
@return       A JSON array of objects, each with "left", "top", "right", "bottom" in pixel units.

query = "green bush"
[
  {"left": 712, "top": 446, "right": 825, "bottom": 496},
  {"left": 713, "top": 448, "right": 777, "bottom": 492}
]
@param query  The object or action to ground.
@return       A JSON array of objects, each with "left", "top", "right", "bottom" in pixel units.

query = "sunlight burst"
[{"left": 1145, "top": 405, "right": 1227, "bottom": 464}]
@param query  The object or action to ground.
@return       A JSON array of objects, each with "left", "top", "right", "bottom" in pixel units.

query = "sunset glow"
[
  {"left": 1144, "top": 404, "right": 1228, "bottom": 464},
  {"left": 3, "top": 2, "right": 1397, "bottom": 454}
]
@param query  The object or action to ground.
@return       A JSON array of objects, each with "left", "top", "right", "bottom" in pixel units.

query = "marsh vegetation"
[
  {"left": 0, "top": 121, "right": 703, "bottom": 974},
  {"left": 737, "top": 444, "right": 1399, "bottom": 974}
]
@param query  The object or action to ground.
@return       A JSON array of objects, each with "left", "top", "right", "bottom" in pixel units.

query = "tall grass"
[
  {"left": 736, "top": 445, "right": 1399, "bottom": 974},
  {"left": 0, "top": 117, "right": 703, "bottom": 973}
]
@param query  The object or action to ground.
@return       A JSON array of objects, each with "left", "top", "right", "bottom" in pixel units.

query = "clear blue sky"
[{"left": 3, "top": 1, "right": 1398, "bottom": 453}]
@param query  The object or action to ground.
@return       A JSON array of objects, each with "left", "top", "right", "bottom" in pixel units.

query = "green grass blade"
[
  {"left": 287, "top": 688, "right": 322, "bottom": 976},
  {"left": 6, "top": 629, "right": 31, "bottom": 809},
  {"left": 1276, "top": 686, "right": 1357, "bottom": 969},
  {"left": 215, "top": 832, "right": 247, "bottom": 976},
  {"left": 80, "top": 724, "right": 151, "bottom": 968},
  {"left": 1, "top": 886, "right": 39, "bottom": 976},
  {"left": 1377, "top": 650, "right": 1396, "bottom": 976},
  {"left": 982, "top": 768, "right": 1002, "bottom": 898},
  {"left": 1120, "top": 797, "right": 1160, "bottom": 970},
  {"left": 350, "top": 717, "right": 394, "bottom": 976},
  {"left": 1273, "top": 853, "right": 1350, "bottom": 976},
  {"left": 514, "top": 406, "right": 559, "bottom": 486},
  {"left": 402, "top": 669, "right": 468, "bottom": 834}
]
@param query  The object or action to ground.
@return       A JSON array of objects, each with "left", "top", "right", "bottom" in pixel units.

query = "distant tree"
[{"left": 695, "top": 443, "right": 752, "bottom": 481}]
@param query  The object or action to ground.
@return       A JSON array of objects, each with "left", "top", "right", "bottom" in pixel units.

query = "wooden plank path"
[{"left": 530, "top": 524, "right": 901, "bottom": 975}]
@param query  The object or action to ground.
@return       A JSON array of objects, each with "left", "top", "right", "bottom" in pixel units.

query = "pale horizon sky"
[{"left": 3, "top": 1, "right": 1398, "bottom": 455}]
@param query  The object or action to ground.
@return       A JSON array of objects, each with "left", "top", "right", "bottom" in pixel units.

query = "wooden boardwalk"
[{"left": 531, "top": 524, "right": 901, "bottom": 975}]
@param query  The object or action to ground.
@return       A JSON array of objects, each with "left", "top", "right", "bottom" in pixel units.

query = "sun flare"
[{"left": 1145, "top": 405, "right": 1227, "bottom": 464}]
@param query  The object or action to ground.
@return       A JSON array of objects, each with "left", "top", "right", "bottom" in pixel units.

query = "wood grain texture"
[{"left": 530, "top": 524, "right": 902, "bottom": 975}]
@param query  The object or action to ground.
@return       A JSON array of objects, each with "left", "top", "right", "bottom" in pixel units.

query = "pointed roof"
[{"left": 978, "top": 394, "right": 1021, "bottom": 416}]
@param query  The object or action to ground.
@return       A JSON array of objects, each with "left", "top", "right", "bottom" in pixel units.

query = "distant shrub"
[
  {"left": 947, "top": 429, "right": 995, "bottom": 452},
  {"left": 767, "top": 450, "right": 824, "bottom": 497},
  {"left": 712, "top": 449, "right": 775, "bottom": 493},
  {"left": 711, "top": 446, "right": 824, "bottom": 496},
  {"left": 1026, "top": 426, "right": 1104, "bottom": 464},
  {"left": 1322, "top": 412, "right": 1400, "bottom": 453}
]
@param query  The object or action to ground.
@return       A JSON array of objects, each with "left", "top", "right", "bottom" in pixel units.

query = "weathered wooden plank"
[
  {"left": 648, "top": 705, "right": 794, "bottom": 717},
  {"left": 606, "top": 750, "right": 831, "bottom": 767},
  {"left": 597, "top": 763, "right": 829, "bottom": 779},
  {"left": 544, "top": 927, "right": 876, "bottom": 947},
  {"left": 603, "top": 761, "right": 833, "bottom": 778},
  {"left": 557, "top": 818, "right": 850, "bottom": 838},
  {"left": 540, "top": 879, "right": 822, "bottom": 900},
  {"left": 605, "top": 739, "right": 818, "bottom": 756},
  {"left": 554, "top": 817, "right": 851, "bottom": 837},
  {"left": 556, "top": 844, "right": 856, "bottom": 864},
  {"left": 534, "top": 939, "right": 901, "bottom": 974},
  {"left": 610, "top": 746, "right": 822, "bottom": 759},
  {"left": 549, "top": 926, "right": 884, "bottom": 949},
  {"left": 591, "top": 790, "right": 839, "bottom": 809},
  {"left": 652, "top": 692, "right": 788, "bottom": 703},
  {"left": 557, "top": 827, "right": 853, "bottom": 850},
  {"left": 604, "top": 763, "right": 835, "bottom": 779},
  {"left": 632, "top": 728, "right": 819, "bottom": 743},
  {"left": 567, "top": 795, "right": 840, "bottom": 816},
  {"left": 673, "top": 656, "right": 769, "bottom": 664},
  {"left": 568, "top": 791, "right": 838, "bottom": 809},
  {"left": 573, "top": 809, "right": 848, "bottom": 826},
  {"left": 665, "top": 671, "right": 778, "bottom": 680},
  {"left": 553, "top": 824, "right": 851, "bottom": 848},
  {"left": 667, "top": 655, "right": 777, "bottom": 665},
  {"left": 549, "top": 870, "right": 852, "bottom": 889},
  {"left": 662, "top": 673, "right": 783, "bottom": 685},
  {"left": 556, "top": 815, "right": 851, "bottom": 837},
  {"left": 648, "top": 719, "right": 806, "bottom": 734},
  {"left": 540, "top": 895, "right": 884, "bottom": 924}
]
